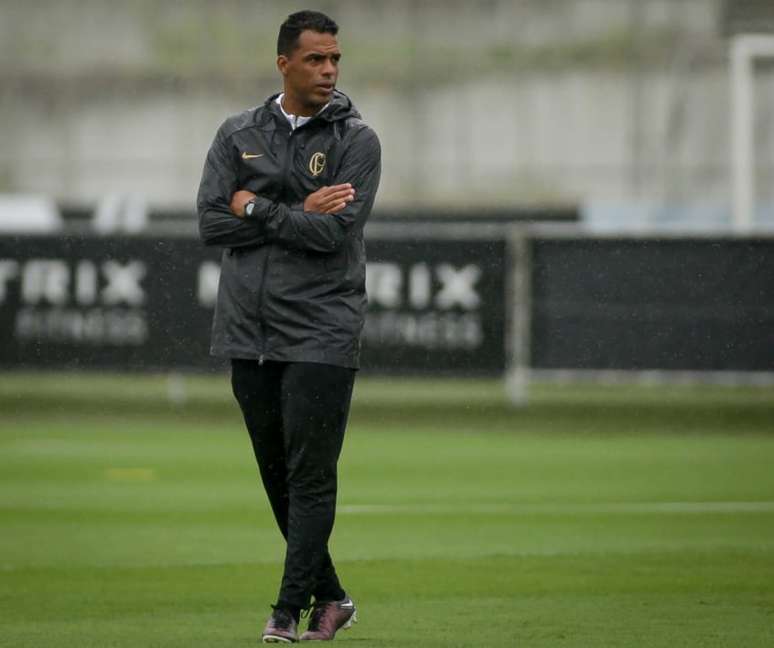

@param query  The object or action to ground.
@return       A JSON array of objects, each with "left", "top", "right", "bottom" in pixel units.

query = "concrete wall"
[{"left": 1, "top": 0, "right": 773, "bottom": 226}]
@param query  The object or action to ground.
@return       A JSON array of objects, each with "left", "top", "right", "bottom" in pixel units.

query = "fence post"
[{"left": 505, "top": 228, "right": 531, "bottom": 406}]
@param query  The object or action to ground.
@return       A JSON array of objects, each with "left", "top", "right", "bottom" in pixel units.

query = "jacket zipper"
[{"left": 255, "top": 123, "right": 298, "bottom": 365}]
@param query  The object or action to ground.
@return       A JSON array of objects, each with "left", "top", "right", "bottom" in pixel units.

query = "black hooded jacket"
[{"left": 197, "top": 91, "right": 381, "bottom": 368}]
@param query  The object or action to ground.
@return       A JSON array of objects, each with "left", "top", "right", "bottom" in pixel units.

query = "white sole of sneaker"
[
  {"left": 342, "top": 610, "right": 358, "bottom": 629},
  {"left": 262, "top": 635, "right": 295, "bottom": 643}
]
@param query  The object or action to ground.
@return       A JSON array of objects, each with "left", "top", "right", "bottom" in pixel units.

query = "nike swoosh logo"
[
  {"left": 340, "top": 601, "right": 355, "bottom": 608},
  {"left": 241, "top": 152, "right": 264, "bottom": 160}
]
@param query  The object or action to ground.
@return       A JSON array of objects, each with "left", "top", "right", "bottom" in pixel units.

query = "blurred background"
[
  {"left": 0, "top": 0, "right": 772, "bottom": 381},
  {"left": 1, "top": 0, "right": 773, "bottom": 227},
  {"left": 2, "top": 3, "right": 774, "bottom": 646}
]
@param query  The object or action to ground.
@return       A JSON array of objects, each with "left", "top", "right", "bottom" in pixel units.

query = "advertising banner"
[
  {"left": 0, "top": 234, "right": 509, "bottom": 374},
  {"left": 530, "top": 237, "right": 774, "bottom": 371}
]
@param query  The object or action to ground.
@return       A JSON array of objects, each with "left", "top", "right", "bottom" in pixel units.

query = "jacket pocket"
[
  {"left": 221, "top": 247, "right": 262, "bottom": 316},
  {"left": 323, "top": 247, "right": 348, "bottom": 275}
]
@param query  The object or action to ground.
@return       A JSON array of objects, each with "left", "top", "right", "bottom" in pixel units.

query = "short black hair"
[{"left": 277, "top": 10, "right": 339, "bottom": 57}]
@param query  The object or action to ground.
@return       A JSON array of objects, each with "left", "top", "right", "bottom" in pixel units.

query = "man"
[{"left": 197, "top": 10, "right": 380, "bottom": 644}]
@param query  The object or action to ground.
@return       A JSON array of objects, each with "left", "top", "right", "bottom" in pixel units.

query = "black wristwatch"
[{"left": 244, "top": 199, "right": 257, "bottom": 218}]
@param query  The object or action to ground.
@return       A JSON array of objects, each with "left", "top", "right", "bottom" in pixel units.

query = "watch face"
[{"left": 245, "top": 202, "right": 254, "bottom": 216}]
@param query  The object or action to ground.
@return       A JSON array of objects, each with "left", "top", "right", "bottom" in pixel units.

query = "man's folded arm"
[
  {"left": 244, "top": 126, "right": 381, "bottom": 253},
  {"left": 197, "top": 123, "right": 266, "bottom": 248}
]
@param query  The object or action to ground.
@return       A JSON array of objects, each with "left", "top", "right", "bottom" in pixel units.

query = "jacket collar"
[{"left": 263, "top": 90, "right": 359, "bottom": 126}]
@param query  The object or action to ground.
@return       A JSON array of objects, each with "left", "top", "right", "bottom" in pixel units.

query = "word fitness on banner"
[
  {"left": 0, "top": 258, "right": 148, "bottom": 346},
  {"left": 361, "top": 239, "right": 507, "bottom": 374}
]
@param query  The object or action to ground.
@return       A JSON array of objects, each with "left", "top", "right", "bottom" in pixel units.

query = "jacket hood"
[{"left": 263, "top": 89, "right": 361, "bottom": 123}]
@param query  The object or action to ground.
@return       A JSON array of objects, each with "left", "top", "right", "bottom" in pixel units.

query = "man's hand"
[
  {"left": 304, "top": 184, "right": 355, "bottom": 214},
  {"left": 230, "top": 190, "right": 257, "bottom": 217}
]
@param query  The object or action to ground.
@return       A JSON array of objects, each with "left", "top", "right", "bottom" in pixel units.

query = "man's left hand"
[{"left": 230, "top": 190, "right": 258, "bottom": 217}]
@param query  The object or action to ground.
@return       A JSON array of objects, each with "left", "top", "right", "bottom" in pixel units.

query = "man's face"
[{"left": 278, "top": 30, "right": 340, "bottom": 111}]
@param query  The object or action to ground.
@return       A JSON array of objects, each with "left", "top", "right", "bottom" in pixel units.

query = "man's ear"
[{"left": 277, "top": 55, "right": 289, "bottom": 77}]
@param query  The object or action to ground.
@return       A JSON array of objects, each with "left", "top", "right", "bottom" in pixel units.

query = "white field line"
[{"left": 337, "top": 501, "right": 774, "bottom": 516}]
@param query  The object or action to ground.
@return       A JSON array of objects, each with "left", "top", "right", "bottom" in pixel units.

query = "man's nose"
[{"left": 321, "top": 59, "right": 336, "bottom": 77}]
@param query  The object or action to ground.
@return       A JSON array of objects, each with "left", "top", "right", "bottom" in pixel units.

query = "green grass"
[{"left": 1, "top": 373, "right": 774, "bottom": 646}]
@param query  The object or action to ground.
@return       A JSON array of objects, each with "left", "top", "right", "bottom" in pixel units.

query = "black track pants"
[{"left": 231, "top": 359, "right": 355, "bottom": 610}]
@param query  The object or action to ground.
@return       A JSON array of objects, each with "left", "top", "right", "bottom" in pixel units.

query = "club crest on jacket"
[{"left": 309, "top": 152, "right": 326, "bottom": 177}]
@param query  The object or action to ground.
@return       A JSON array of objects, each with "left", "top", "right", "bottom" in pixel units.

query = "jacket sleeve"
[
  {"left": 197, "top": 121, "right": 265, "bottom": 248},
  {"left": 245, "top": 125, "right": 381, "bottom": 253}
]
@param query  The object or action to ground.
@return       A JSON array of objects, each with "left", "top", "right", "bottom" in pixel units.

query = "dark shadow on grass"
[
  {"left": 348, "top": 400, "right": 774, "bottom": 436},
  {"left": 3, "top": 395, "right": 774, "bottom": 436}
]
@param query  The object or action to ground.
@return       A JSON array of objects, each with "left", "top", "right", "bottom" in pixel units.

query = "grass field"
[{"left": 1, "top": 373, "right": 774, "bottom": 647}]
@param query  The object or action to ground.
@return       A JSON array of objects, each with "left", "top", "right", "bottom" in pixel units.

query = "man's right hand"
[{"left": 304, "top": 184, "right": 356, "bottom": 214}]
